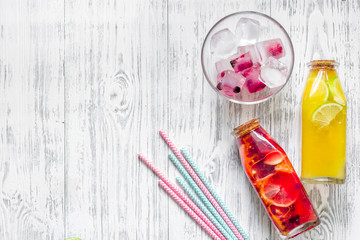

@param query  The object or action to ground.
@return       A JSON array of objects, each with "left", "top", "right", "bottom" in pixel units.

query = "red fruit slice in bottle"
[
  {"left": 251, "top": 152, "right": 284, "bottom": 180},
  {"left": 260, "top": 172, "right": 299, "bottom": 207},
  {"left": 252, "top": 159, "right": 276, "bottom": 180},
  {"left": 270, "top": 205, "right": 290, "bottom": 217},
  {"left": 263, "top": 151, "right": 284, "bottom": 165},
  {"left": 275, "top": 160, "right": 294, "bottom": 173}
]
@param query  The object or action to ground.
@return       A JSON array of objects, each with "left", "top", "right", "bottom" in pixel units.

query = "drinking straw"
[
  {"left": 169, "top": 153, "right": 237, "bottom": 240},
  {"left": 158, "top": 180, "right": 221, "bottom": 240},
  {"left": 138, "top": 153, "right": 225, "bottom": 240},
  {"left": 181, "top": 148, "right": 250, "bottom": 240},
  {"left": 176, "top": 177, "right": 234, "bottom": 240},
  {"left": 159, "top": 130, "right": 245, "bottom": 240}
]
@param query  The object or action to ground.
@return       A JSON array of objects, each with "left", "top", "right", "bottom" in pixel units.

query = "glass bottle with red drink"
[{"left": 233, "top": 119, "right": 320, "bottom": 238}]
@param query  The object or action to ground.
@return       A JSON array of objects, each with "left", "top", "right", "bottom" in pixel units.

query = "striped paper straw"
[
  {"left": 138, "top": 153, "right": 226, "bottom": 240},
  {"left": 159, "top": 130, "right": 245, "bottom": 240},
  {"left": 159, "top": 180, "right": 221, "bottom": 240},
  {"left": 176, "top": 177, "right": 234, "bottom": 240},
  {"left": 170, "top": 154, "right": 237, "bottom": 240},
  {"left": 181, "top": 148, "right": 249, "bottom": 240}
]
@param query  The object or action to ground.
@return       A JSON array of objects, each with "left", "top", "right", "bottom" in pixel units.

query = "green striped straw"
[
  {"left": 169, "top": 153, "right": 237, "bottom": 240},
  {"left": 176, "top": 177, "right": 233, "bottom": 240},
  {"left": 181, "top": 148, "right": 250, "bottom": 240}
]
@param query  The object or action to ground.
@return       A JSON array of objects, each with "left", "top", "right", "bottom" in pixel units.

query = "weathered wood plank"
[
  {"left": 345, "top": 0, "right": 360, "bottom": 239},
  {"left": 0, "top": 0, "right": 65, "bottom": 239},
  {"left": 64, "top": 0, "right": 169, "bottom": 239}
]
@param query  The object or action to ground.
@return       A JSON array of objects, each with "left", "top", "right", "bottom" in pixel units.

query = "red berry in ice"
[
  {"left": 216, "top": 70, "right": 246, "bottom": 97},
  {"left": 242, "top": 66, "right": 266, "bottom": 93},
  {"left": 268, "top": 43, "right": 283, "bottom": 57},
  {"left": 230, "top": 52, "right": 253, "bottom": 73}
]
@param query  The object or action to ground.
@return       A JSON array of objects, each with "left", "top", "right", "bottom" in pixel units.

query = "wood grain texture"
[
  {"left": 1, "top": 0, "right": 360, "bottom": 239},
  {"left": 0, "top": 0, "right": 65, "bottom": 239},
  {"left": 64, "top": 0, "right": 170, "bottom": 239}
]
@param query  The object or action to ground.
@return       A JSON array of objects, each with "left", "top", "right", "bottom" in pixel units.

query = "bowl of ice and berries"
[{"left": 201, "top": 11, "right": 294, "bottom": 104}]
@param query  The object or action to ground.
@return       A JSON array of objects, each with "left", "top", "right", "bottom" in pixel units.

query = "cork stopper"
[
  {"left": 307, "top": 60, "right": 338, "bottom": 69},
  {"left": 233, "top": 118, "right": 260, "bottom": 138}
]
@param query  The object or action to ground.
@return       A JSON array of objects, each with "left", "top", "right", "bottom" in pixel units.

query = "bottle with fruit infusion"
[
  {"left": 234, "top": 119, "right": 319, "bottom": 239},
  {"left": 301, "top": 60, "right": 346, "bottom": 183}
]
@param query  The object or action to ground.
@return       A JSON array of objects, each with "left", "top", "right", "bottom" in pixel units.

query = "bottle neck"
[
  {"left": 308, "top": 60, "right": 338, "bottom": 70},
  {"left": 233, "top": 119, "right": 260, "bottom": 138}
]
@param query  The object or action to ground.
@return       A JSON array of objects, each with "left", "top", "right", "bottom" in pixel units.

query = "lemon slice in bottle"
[
  {"left": 309, "top": 77, "right": 329, "bottom": 103},
  {"left": 328, "top": 77, "right": 346, "bottom": 105},
  {"left": 312, "top": 103, "right": 343, "bottom": 128},
  {"left": 259, "top": 172, "right": 299, "bottom": 207}
]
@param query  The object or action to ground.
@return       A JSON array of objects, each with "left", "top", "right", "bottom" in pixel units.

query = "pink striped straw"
[
  {"left": 138, "top": 153, "right": 226, "bottom": 240},
  {"left": 159, "top": 130, "right": 245, "bottom": 240},
  {"left": 158, "top": 180, "right": 221, "bottom": 240}
]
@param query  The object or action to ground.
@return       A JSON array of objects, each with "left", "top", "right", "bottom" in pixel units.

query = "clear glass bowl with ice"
[{"left": 201, "top": 11, "right": 294, "bottom": 104}]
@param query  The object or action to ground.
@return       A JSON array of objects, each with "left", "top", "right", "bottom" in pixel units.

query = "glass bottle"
[
  {"left": 234, "top": 119, "right": 320, "bottom": 238},
  {"left": 301, "top": 60, "right": 347, "bottom": 184}
]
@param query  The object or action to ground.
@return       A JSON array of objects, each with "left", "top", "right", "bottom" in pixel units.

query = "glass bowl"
[{"left": 201, "top": 11, "right": 294, "bottom": 104}]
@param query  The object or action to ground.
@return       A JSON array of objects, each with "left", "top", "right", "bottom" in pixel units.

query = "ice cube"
[
  {"left": 230, "top": 44, "right": 261, "bottom": 73},
  {"left": 210, "top": 28, "right": 237, "bottom": 57},
  {"left": 215, "top": 53, "right": 240, "bottom": 73},
  {"left": 215, "top": 59, "right": 233, "bottom": 73},
  {"left": 235, "top": 18, "right": 260, "bottom": 44},
  {"left": 260, "top": 57, "right": 288, "bottom": 88},
  {"left": 256, "top": 38, "right": 285, "bottom": 62},
  {"left": 242, "top": 66, "right": 266, "bottom": 93},
  {"left": 217, "top": 70, "right": 246, "bottom": 97},
  {"left": 237, "top": 44, "right": 260, "bottom": 64},
  {"left": 230, "top": 52, "right": 254, "bottom": 73},
  {"left": 237, "top": 44, "right": 261, "bottom": 72}
]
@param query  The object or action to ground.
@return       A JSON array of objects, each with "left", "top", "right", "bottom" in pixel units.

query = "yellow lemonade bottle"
[{"left": 301, "top": 60, "right": 346, "bottom": 184}]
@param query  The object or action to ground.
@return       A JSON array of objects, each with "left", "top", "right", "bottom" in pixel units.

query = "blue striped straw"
[
  {"left": 176, "top": 177, "right": 233, "bottom": 240},
  {"left": 169, "top": 153, "right": 237, "bottom": 240},
  {"left": 181, "top": 148, "right": 249, "bottom": 240}
]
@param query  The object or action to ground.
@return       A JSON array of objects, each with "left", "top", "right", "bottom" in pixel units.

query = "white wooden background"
[{"left": 0, "top": 0, "right": 359, "bottom": 239}]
